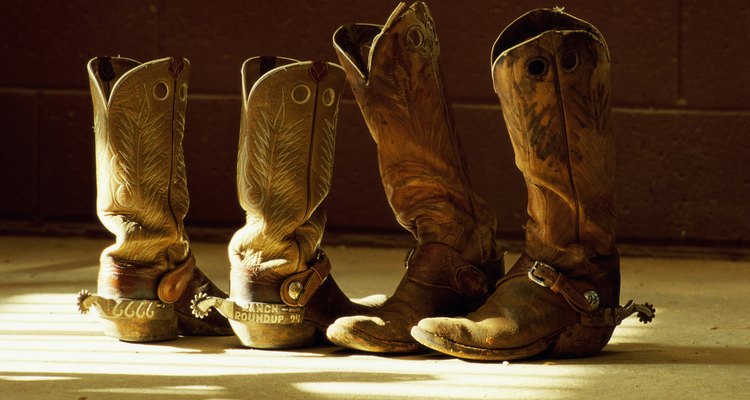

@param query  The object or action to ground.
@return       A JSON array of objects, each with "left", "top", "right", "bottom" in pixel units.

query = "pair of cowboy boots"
[
  {"left": 325, "top": 2, "right": 653, "bottom": 360},
  {"left": 78, "top": 55, "right": 383, "bottom": 345}
]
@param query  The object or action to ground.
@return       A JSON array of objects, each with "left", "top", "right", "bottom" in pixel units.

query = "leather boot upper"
[
  {"left": 333, "top": 2, "right": 501, "bottom": 266},
  {"left": 88, "top": 56, "right": 193, "bottom": 301},
  {"left": 492, "top": 8, "right": 616, "bottom": 273},
  {"left": 228, "top": 57, "right": 346, "bottom": 305}
]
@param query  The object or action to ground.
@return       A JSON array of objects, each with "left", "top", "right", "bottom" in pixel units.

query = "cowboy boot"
[
  {"left": 190, "top": 56, "right": 385, "bottom": 349},
  {"left": 77, "top": 56, "right": 232, "bottom": 342},
  {"left": 411, "top": 8, "right": 655, "bottom": 360},
  {"left": 326, "top": 1, "right": 505, "bottom": 353}
]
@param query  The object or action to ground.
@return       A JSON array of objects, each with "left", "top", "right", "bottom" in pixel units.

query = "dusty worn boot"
[
  {"left": 411, "top": 8, "right": 655, "bottom": 360},
  {"left": 326, "top": 2, "right": 505, "bottom": 353},
  {"left": 190, "top": 56, "right": 385, "bottom": 349},
  {"left": 77, "top": 56, "right": 232, "bottom": 342}
]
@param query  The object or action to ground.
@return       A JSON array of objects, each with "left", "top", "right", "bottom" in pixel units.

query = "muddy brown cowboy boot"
[
  {"left": 190, "top": 56, "right": 385, "bottom": 349},
  {"left": 326, "top": 2, "right": 505, "bottom": 353},
  {"left": 411, "top": 8, "right": 655, "bottom": 361},
  {"left": 77, "top": 56, "right": 232, "bottom": 342}
]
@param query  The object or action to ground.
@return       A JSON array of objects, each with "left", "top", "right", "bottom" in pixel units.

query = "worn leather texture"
[
  {"left": 327, "top": 2, "right": 504, "bottom": 353},
  {"left": 333, "top": 2, "right": 500, "bottom": 265},
  {"left": 492, "top": 9, "right": 616, "bottom": 269},
  {"left": 413, "top": 8, "right": 622, "bottom": 360}
]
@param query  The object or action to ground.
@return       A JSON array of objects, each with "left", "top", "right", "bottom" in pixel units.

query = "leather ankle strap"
[
  {"left": 526, "top": 257, "right": 655, "bottom": 326},
  {"left": 157, "top": 253, "right": 196, "bottom": 304},
  {"left": 405, "top": 243, "right": 490, "bottom": 301},
  {"left": 280, "top": 249, "right": 332, "bottom": 307},
  {"left": 528, "top": 260, "right": 600, "bottom": 314}
]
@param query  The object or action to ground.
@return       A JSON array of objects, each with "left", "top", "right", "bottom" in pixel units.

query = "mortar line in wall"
[
  {"left": 422, "top": 101, "right": 750, "bottom": 116},
  {"left": 5, "top": 87, "right": 750, "bottom": 116},
  {"left": 0, "top": 88, "right": 89, "bottom": 95},
  {"left": 0, "top": 87, "right": 46, "bottom": 95},
  {"left": 454, "top": 102, "right": 750, "bottom": 116},
  {"left": 0, "top": 87, "right": 242, "bottom": 100},
  {"left": 343, "top": 99, "right": 750, "bottom": 115},
  {"left": 610, "top": 107, "right": 750, "bottom": 117},
  {"left": 676, "top": 0, "right": 684, "bottom": 102}
]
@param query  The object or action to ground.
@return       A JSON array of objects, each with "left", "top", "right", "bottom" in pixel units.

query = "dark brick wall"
[{"left": 1, "top": 0, "right": 748, "bottom": 247}]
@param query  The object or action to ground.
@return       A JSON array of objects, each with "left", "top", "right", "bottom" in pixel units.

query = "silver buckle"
[
  {"left": 314, "top": 248, "right": 326, "bottom": 263},
  {"left": 528, "top": 261, "right": 556, "bottom": 288}
]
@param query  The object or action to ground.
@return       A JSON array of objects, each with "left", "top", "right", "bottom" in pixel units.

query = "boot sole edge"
[
  {"left": 410, "top": 326, "right": 552, "bottom": 361},
  {"left": 326, "top": 323, "right": 422, "bottom": 353}
]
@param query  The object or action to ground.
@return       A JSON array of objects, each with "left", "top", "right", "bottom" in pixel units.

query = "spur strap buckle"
[
  {"left": 527, "top": 259, "right": 600, "bottom": 313},
  {"left": 280, "top": 248, "right": 332, "bottom": 307},
  {"left": 527, "top": 258, "right": 657, "bottom": 323},
  {"left": 528, "top": 260, "right": 555, "bottom": 287}
]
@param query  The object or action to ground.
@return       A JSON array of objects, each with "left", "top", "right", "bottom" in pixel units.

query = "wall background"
[{"left": 1, "top": 0, "right": 748, "bottom": 251}]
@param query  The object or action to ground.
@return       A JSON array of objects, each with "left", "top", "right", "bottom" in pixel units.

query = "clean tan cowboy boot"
[
  {"left": 190, "top": 56, "right": 385, "bottom": 349},
  {"left": 411, "top": 8, "right": 655, "bottom": 360},
  {"left": 326, "top": 2, "right": 505, "bottom": 353},
  {"left": 77, "top": 56, "right": 232, "bottom": 342}
]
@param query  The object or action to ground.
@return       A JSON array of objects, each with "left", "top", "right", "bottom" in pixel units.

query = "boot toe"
[
  {"left": 411, "top": 316, "right": 480, "bottom": 351},
  {"left": 327, "top": 314, "right": 420, "bottom": 353},
  {"left": 410, "top": 317, "right": 482, "bottom": 358},
  {"left": 415, "top": 317, "right": 473, "bottom": 340}
]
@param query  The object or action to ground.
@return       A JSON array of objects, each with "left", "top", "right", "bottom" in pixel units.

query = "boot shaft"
[
  {"left": 333, "top": 1, "right": 499, "bottom": 265},
  {"left": 492, "top": 9, "right": 616, "bottom": 268},
  {"left": 229, "top": 56, "right": 346, "bottom": 301},
  {"left": 88, "top": 56, "right": 192, "bottom": 299}
]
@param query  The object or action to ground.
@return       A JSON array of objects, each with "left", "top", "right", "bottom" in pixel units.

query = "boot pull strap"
[
  {"left": 280, "top": 249, "right": 332, "bottom": 307},
  {"left": 157, "top": 253, "right": 196, "bottom": 304},
  {"left": 528, "top": 260, "right": 656, "bottom": 326},
  {"left": 406, "top": 243, "right": 490, "bottom": 301}
]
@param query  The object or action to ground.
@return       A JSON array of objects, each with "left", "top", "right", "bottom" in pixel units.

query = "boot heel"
[
  {"left": 99, "top": 315, "right": 178, "bottom": 342},
  {"left": 190, "top": 293, "right": 314, "bottom": 349},
  {"left": 548, "top": 323, "right": 615, "bottom": 358},
  {"left": 78, "top": 290, "right": 178, "bottom": 342},
  {"left": 230, "top": 320, "right": 316, "bottom": 349}
]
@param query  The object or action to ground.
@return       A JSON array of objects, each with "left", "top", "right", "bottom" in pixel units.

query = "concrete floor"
[{"left": 0, "top": 236, "right": 748, "bottom": 400}]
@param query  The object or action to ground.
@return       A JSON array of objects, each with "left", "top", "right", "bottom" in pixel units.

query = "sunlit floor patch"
[
  {"left": 294, "top": 379, "right": 574, "bottom": 399},
  {"left": 1, "top": 238, "right": 748, "bottom": 400},
  {"left": 82, "top": 385, "right": 227, "bottom": 396},
  {"left": 0, "top": 375, "right": 80, "bottom": 382}
]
